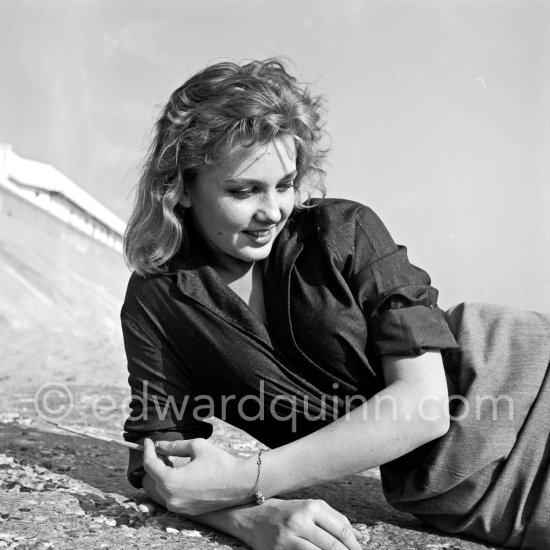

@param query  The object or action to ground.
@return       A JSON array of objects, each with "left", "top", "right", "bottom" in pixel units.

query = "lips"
[
  {"left": 244, "top": 229, "right": 272, "bottom": 237},
  {"left": 244, "top": 225, "right": 276, "bottom": 235},
  {"left": 242, "top": 227, "right": 275, "bottom": 244}
]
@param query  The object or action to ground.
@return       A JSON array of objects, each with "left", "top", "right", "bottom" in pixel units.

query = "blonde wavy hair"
[{"left": 124, "top": 58, "right": 327, "bottom": 276}]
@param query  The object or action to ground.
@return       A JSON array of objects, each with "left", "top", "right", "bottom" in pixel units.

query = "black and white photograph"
[{"left": 0, "top": 1, "right": 549, "bottom": 549}]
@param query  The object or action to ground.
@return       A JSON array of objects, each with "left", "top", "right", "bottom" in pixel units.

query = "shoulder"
[
  {"left": 286, "top": 198, "right": 399, "bottom": 272},
  {"left": 293, "top": 198, "right": 383, "bottom": 233},
  {"left": 294, "top": 198, "right": 394, "bottom": 250},
  {"left": 121, "top": 270, "right": 173, "bottom": 320}
]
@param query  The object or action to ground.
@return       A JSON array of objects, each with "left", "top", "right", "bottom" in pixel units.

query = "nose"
[{"left": 255, "top": 191, "right": 283, "bottom": 224}]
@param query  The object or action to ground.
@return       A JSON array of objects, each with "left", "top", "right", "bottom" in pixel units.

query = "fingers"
[
  {"left": 292, "top": 539, "right": 319, "bottom": 549},
  {"left": 142, "top": 438, "right": 169, "bottom": 480},
  {"left": 154, "top": 438, "right": 200, "bottom": 457},
  {"left": 310, "top": 501, "right": 363, "bottom": 550},
  {"left": 307, "top": 528, "right": 361, "bottom": 550}
]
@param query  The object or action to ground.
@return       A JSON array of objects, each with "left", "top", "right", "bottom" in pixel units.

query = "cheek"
[
  {"left": 220, "top": 201, "right": 252, "bottom": 225},
  {"left": 283, "top": 192, "right": 297, "bottom": 217},
  {"left": 207, "top": 203, "right": 249, "bottom": 238}
]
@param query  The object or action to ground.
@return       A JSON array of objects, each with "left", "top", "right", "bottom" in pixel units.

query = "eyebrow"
[{"left": 224, "top": 170, "right": 298, "bottom": 186}]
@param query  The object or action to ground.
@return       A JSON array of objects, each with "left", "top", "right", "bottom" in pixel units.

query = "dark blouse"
[{"left": 121, "top": 198, "right": 458, "bottom": 487}]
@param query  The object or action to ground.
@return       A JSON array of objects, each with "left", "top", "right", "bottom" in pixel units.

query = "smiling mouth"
[
  {"left": 242, "top": 227, "right": 276, "bottom": 244},
  {"left": 244, "top": 229, "right": 272, "bottom": 238},
  {"left": 243, "top": 225, "right": 276, "bottom": 237}
]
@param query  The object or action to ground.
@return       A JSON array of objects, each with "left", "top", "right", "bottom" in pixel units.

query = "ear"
[{"left": 180, "top": 185, "right": 192, "bottom": 208}]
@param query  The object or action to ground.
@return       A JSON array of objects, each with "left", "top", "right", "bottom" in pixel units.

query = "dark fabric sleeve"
[
  {"left": 347, "top": 206, "right": 458, "bottom": 356},
  {"left": 121, "top": 307, "right": 213, "bottom": 488}
]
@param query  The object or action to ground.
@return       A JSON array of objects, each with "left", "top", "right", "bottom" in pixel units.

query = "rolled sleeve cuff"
[{"left": 369, "top": 305, "right": 459, "bottom": 356}]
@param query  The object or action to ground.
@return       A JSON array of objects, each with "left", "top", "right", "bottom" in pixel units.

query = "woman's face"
[{"left": 182, "top": 136, "right": 297, "bottom": 273}]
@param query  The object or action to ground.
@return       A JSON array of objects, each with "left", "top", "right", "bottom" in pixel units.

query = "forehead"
[{"left": 205, "top": 136, "right": 297, "bottom": 181}]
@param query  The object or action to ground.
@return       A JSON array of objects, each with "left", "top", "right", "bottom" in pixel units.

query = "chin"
[{"left": 238, "top": 246, "right": 273, "bottom": 263}]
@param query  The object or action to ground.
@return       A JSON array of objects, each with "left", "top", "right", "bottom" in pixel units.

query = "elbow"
[
  {"left": 420, "top": 411, "right": 450, "bottom": 444},
  {"left": 396, "top": 403, "right": 450, "bottom": 449},
  {"left": 412, "top": 385, "right": 451, "bottom": 443},
  {"left": 427, "top": 414, "right": 450, "bottom": 441},
  {"left": 412, "top": 395, "right": 450, "bottom": 444}
]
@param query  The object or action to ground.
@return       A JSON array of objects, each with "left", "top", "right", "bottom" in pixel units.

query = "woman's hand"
[
  {"left": 142, "top": 437, "right": 255, "bottom": 515},
  {"left": 238, "top": 498, "right": 364, "bottom": 550}
]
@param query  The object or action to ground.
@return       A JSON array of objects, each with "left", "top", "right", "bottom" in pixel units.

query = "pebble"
[
  {"left": 354, "top": 524, "right": 372, "bottom": 544},
  {"left": 93, "top": 516, "right": 107, "bottom": 524},
  {"left": 0, "top": 412, "right": 19, "bottom": 423},
  {"left": 180, "top": 529, "right": 203, "bottom": 537},
  {"left": 34, "top": 516, "right": 48, "bottom": 523},
  {"left": 165, "top": 527, "right": 179, "bottom": 535},
  {"left": 137, "top": 503, "right": 156, "bottom": 513},
  {"left": 105, "top": 518, "right": 117, "bottom": 527}
]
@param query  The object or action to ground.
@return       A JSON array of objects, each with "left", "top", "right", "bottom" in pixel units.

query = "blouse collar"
[{"left": 164, "top": 207, "right": 316, "bottom": 346}]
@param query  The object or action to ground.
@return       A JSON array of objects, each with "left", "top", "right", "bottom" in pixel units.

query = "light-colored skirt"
[{"left": 381, "top": 302, "right": 550, "bottom": 550}]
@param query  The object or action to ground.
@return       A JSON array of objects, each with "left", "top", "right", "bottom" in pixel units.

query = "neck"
[{"left": 210, "top": 255, "right": 255, "bottom": 285}]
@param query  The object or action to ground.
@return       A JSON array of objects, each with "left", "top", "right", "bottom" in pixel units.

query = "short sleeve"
[
  {"left": 347, "top": 206, "right": 458, "bottom": 356},
  {"left": 121, "top": 307, "right": 213, "bottom": 488}
]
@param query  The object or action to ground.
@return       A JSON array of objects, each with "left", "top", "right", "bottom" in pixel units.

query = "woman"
[{"left": 122, "top": 59, "right": 550, "bottom": 550}]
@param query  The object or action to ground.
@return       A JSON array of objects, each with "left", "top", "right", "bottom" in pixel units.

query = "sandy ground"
[{"left": 0, "top": 215, "right": 499, "bottom": 549}]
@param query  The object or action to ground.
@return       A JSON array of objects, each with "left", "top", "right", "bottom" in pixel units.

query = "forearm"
[
  {"left": 141, "top": 352, "right": 449, "bottom": 517},
  {"left": 192, "top": 503, "right": 259, "bottom": 543},
  {"left": 142, "top": 472, "right": 255, "bottom": 543},
  {"left": 255, "top": 351, "right": 449, "bottom": 499}
]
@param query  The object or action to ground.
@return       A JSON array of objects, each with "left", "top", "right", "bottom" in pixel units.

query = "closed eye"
[
  {"left": 277, "top": 181, "right": 296, "bottom": 192},
  {"left": 228, "top": 187, "right": 256, "bottom": 198},
  {"left": 225, "top": 172, "right": 297, "bottom": 199}
]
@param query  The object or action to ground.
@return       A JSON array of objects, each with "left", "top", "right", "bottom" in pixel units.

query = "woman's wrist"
[
  {"left": 234, "top": 451, "right": 266, "bottom": 505},
  {"left": 192, "top": 501, "right": 268, "bottom": 546}
]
